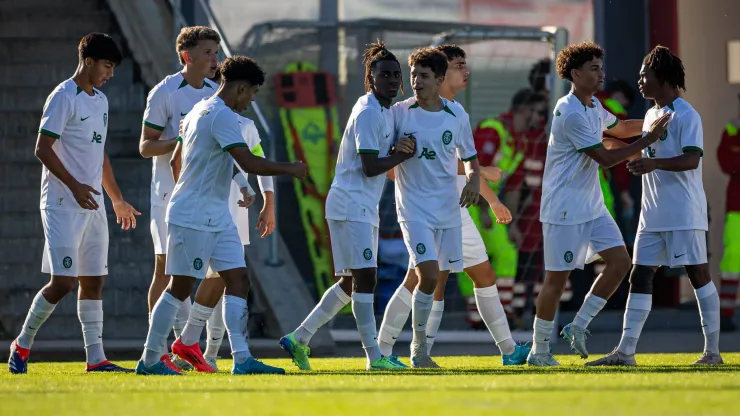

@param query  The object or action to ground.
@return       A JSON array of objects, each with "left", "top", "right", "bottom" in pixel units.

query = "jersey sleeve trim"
[
  {"left": 682, "top": 146, "right": 703, "bottom": 156},
  {"left": 461, "top": 154, "right": 478, "bottom": 162},
  {"left": 251, "top": 143, "right": 265, "bottom": 157},
  {"left": 222, "top": 142, "right": 248, "bottom": 151},
  {"left": 577, "top": 142, "right": 603, "bottom": 153},
  {"left": 358, "top": 149, "right": 380, "bottom": 154},
  {"left": 39, "top": 128, "right": 60, "bottom": 139},
  {"left": 606, "top": 119, "right": 619, "bottom": 130},
  {"left": 176, "top": 136, "right": 183, "bottom": 143},
  {"left": 143, "top": 120, "right": 165, "bottom": 131}
]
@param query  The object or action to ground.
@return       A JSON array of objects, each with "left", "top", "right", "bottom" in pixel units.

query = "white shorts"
[
  {"left": 327, "top": 220, "right": 379, "bottom": 277},
  {"left": 401, "top": 221, "right": 463, "bottom": 273},
  {"left": 165, "top": 223, "right": 246, "bottom": 279},
  {"left": 543, "top": 214, "right": 624, "bottom": 271},
  {"left": 41, "top": 209, "right": 109, "bottom": 277},
  {"left": 150, "top": 204, "right": 167, "bottom": 255},
  {"left": 407, "top": 219, "right": 486, "bottom": 270},
  {"left": 633, "top": 229, "right": 707, "bottom": 268}
]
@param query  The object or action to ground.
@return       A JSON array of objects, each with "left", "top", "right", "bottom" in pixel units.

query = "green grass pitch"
[{"left": 1, "top": 354, "right": 738, "bottom": 415}]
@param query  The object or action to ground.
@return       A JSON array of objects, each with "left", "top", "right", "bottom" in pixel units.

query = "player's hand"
[
  {"left": 112, "top": 199, "right": 141, "bottom": 230},
  {"left": 395, "top": 137, "right": 416, "bottom": 157},
  {"left": 290, "top": 162, "right": 308, "bottom": 179},
  {"left": 645, "top": 112, "right": 671, "bottom": 142},
  {"left": 256, "top": 205, "right": 276, "bottom": 238},
  {"left": 481, "top": 166, "right": 503, "bottom": 183},
  {"left": 70, "top": 181, "right": 101, "bottom": 210},
  {"left": 479, "top": 207, "right": 493, "bottom": 228},
  {"left": 459, "top": 181, "right": 480, "bottom": 208},
  {"left": 238, "top": 187, "right": 256, "bottom": 209},
  {"left": 491, "top": 201, "right": 513, "bottom": 225},
  {"left": 627, "top": 157, "right": 657, "bottom": 175}
]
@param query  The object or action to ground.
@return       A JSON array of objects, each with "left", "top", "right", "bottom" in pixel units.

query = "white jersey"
[
  {"left": 38, "top": 79, "right": 108, "bottom": 212},
  {"left": 391, "top": 97, "right": 478, "bottom": 229},
  {"left": 143, "top": 72, "right": 216, "bottom": 207},
  {"left": 325, "top": 93, "right": 394, "bottom": 227},
  {"left": 540, "top": 94, "right": 618, "bottom": 225},
  {"left": 166, "top": 96, "right": 247, "bottom": 232},
  {"left": 638, "top": 98, "right": 707, "bottom": 232},
  {"left": 447, "top": 99, "right": 475, "bottom": 225}
]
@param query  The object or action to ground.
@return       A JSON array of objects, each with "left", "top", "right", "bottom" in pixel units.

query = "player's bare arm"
[
  {"left": 257, "top": 190, "right": 275, "bottom": 238},
  {"left": 228, "top": 146, "right": 307, "bottom": 178},
  {"left": 478, "top": 181, "right": 512, "bottom": 224},
  {"left": 139, "top": 125, "right": 178, "bottom": 158},
  {"left": 35, "top": 132, "right": 100, "bottom": 210},
  {"left": 459, "top": 158, "right": 481, "bottom": 207},
  {"left": 360, "top": 136, "right": 415, "bottom": 177},
  {"left": 170, "top": 139, "right": 183, "bottom": 182},
  {"left": 457, "top": 160, "right": 502, "bottom": 183},
  {"left": 602, "top": 137, "right": 641, "bottom": 160},
  {"left": 586, "top": 112, "right": 671, "bottom": 168},
  {"left": 627, "top": 149, "right": 701, "bottom": 175},
  {"left": 604, "top": 119, "right": 643, "bottom": 138},
  {"left": 102, "top": 153, "right": 141, "bottom": 230}
]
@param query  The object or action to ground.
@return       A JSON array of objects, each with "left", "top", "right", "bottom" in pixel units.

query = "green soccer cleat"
[
  {"left": 367, "top": 355, "right": 408, "bottom": 371},
  {"left": 279, "top": 332, "right": 312, "bottom": 371}
]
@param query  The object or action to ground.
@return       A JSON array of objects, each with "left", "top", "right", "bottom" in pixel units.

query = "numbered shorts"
[
  {"left": 150, "top": 204, "right": 167, "bottom": 255},
  {"left": 41, "top": 209, "right": 109, "bottom": 277},
  {"left": 401, "top": 221, "right": 463, "bottom": 273},
  {"left": 633, "top": 229, "right": 707, "bottom": 268},
  {"left": 165, "top": 223, "right": 246, "bottom": 279},
  {"left": 543, "top": 214, "right": 623, "bottom": 271},
  {"left": 327, "top": 220, "right": 379, "bottom": 277},
  {"left": 407, "top": 218, "right": 487, "bottom": 270}
]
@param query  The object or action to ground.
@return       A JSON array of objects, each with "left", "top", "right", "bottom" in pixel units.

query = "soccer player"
[
  {"left": 8, "top": 33, "right": 140, "bottom": 374},
  {"left": 135, "top": 56, "right": 307, "bottom": 376},
  {"left": 377, "top": 45, "right": 531, "bottom": 365},
  {"left": 169, "top": 110, "right": 275, "bottom": 372},
  {"left": 279, "top": 42, "right": 415, "bottom": 371},
  {"left": 390, "top": 47, "right": 480, "bottom": 368},
  {"left": 587, "top": 46, "right": 722, "bottom": 366},
  {"left": 528, "top": 41, "right": 670, "bottom": 366}
]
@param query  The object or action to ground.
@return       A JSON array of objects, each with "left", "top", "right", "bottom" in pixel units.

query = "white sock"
[
  {"left": 572, "top": 293, "right": 607, "bottom": 329},
  {"left": 173, "top": 296, "right": 191, "bottom": 339},
  {"left": 77, "top": 300, "right": 106, "bottom": 365},
  {"left": 474, "top": 285, "right": 516, "bottom": 356},
  {"left": 695, "top": 282, "right": 721, "bottom": 354},
  {"left": 223, "top": 295, "right": 252, "bottom": 364},
  {"left": 143, "top": 292, "right": 182, "bottom": 366},
  {"left": 616, "top": 293, "right": 652, "bottom": 355},
  {"left": 378, "top": 286, "right": 412, "bottom": 356},
  {"left": 425, "top": 301, "right": 444, "bottom": 355},
  {"left": 180, "top": 302, "right": 213, "bottom": 346},
  {"left": 412, "top": 289, "right": 434, "bottom": 342},
  {"left": 532, "top": 317, "right": 554, "bottom": 355},
  {"left": 17, "top": 292, "right": 56, "bottom": 349},
  {"left": 205, "top": 296, "right": 225, "bottom": 359},
  {"left": 351, "top": 293, "right": 382, "bottom": 363},
  {"left": 294, "top": 283, "right": 351, "bottom": 345}
]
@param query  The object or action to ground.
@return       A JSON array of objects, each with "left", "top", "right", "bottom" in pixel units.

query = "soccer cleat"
[
  {"left": 367, "top": 355, "right": 407, "bottom": 371},
  {"left": 279, "top": 332, "right": 312, "bottom": 371},
  {"left": 171, "top": 354, "right": 194, "bottom": 371},
  {"left": 526, "top": 351, "right": 561, "bottom": 367},
  {"left": 135, "top": 359, "right": 183, "bottom": 375},
  {"left": 160, "top": 354, "right": 181, "bottom": 373},
  {"left": 204, "top": 356, "right": 219, "bottom": 372},
  {"left": 8, "top": 340, "right": 29, "bottom": 374},
  {"left": 388, "top": 355, "right": 409, "bottom": 369},
  {"left": 410, "top": 339, "right": 440, "bottom": 368},
  {"left": 502, "top": 342, "right": 531, "bottom": 366},
  {"left": 232, "top": 357, "right": 286, "bottom": 375},
  {"left": 561, "top": 323, "right": 590, "bottom": 358},
  {"left": 585, "top": 348, "right": 637, "bottom": 366},
  {"left": 86, "top": 361, "right": 135, "bottom": 373},
  {"left": 691, "top": 352, "right": 724, "bottom": 365},
  {"left": 171, "top": 338, "right": 215, "bottom": 373}
]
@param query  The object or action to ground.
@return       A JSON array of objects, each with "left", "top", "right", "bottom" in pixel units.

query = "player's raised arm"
[
  {"left": 102, "top": 153, "right": 141, "bottom": 230},
  {"left": 603, "top": 119, "right": 644, "bottom": 139},
  {"left": 628, "top": 111, "right": 702, "bottom": 175},
  {"left": 584, "top": 112, "right": 671, "bottom": 168}
]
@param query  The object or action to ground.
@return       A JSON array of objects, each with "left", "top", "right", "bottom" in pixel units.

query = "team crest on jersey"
[
  {"left": 62, "top": 256, "right": 73, "bottom": 269},
  {"left": 416, "top": 243, "right": 426, "bottom": 255},
  {"left": 193, "top": 258, "right": 203, "bottom": 270},
  {"left": 363, "top": 248, "right": 373, "bottom": 260},
  {"left": 659, "top": 129, "right": 668, "bottom": 141},
  {"left": 442, "top": 130, "right": 453, "bottom": 145},
  {"left": 103, "top": 113, "right": 107, "bottom": 127},
  {"left": 564, "top": 251, "right": 573, "bottom": 263}
]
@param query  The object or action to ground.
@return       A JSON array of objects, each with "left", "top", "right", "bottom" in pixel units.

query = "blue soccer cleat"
[
  {"left": 502, "top": 342, "right": 531, "bottom": 366},
  {"left": 232, "top": 357, "right": 286, "bottom": 375},
  {"left": 135, "top": 359, "right": 183, "bottom": 376}
]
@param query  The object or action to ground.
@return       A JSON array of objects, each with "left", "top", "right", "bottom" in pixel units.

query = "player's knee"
[
  {"left": 167, "top": 276, "right": 195, "bottom": 301},
  {"left": 628, "top": 265, "right": 655, "bottom": 294},
  {"left": 78, "top": 276, "right": 104, "bottom": 297},
  {"left": 402, "top": 268, "right": 419, "bottom": 292},
  {"left": 685, "top": 264, "right": 711, "bottom": 289},
  {"left": 351, "top": 269, "right": 377, "bottom": 294},
  {"left": 337, "top": 275, "right": 353, "bottom": 295},
  {"left": 605, "top": 247, "right": 631, "bottom": 277},
  {"left": 48, "top": 276, "right": 77, "bottom": 298}
]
